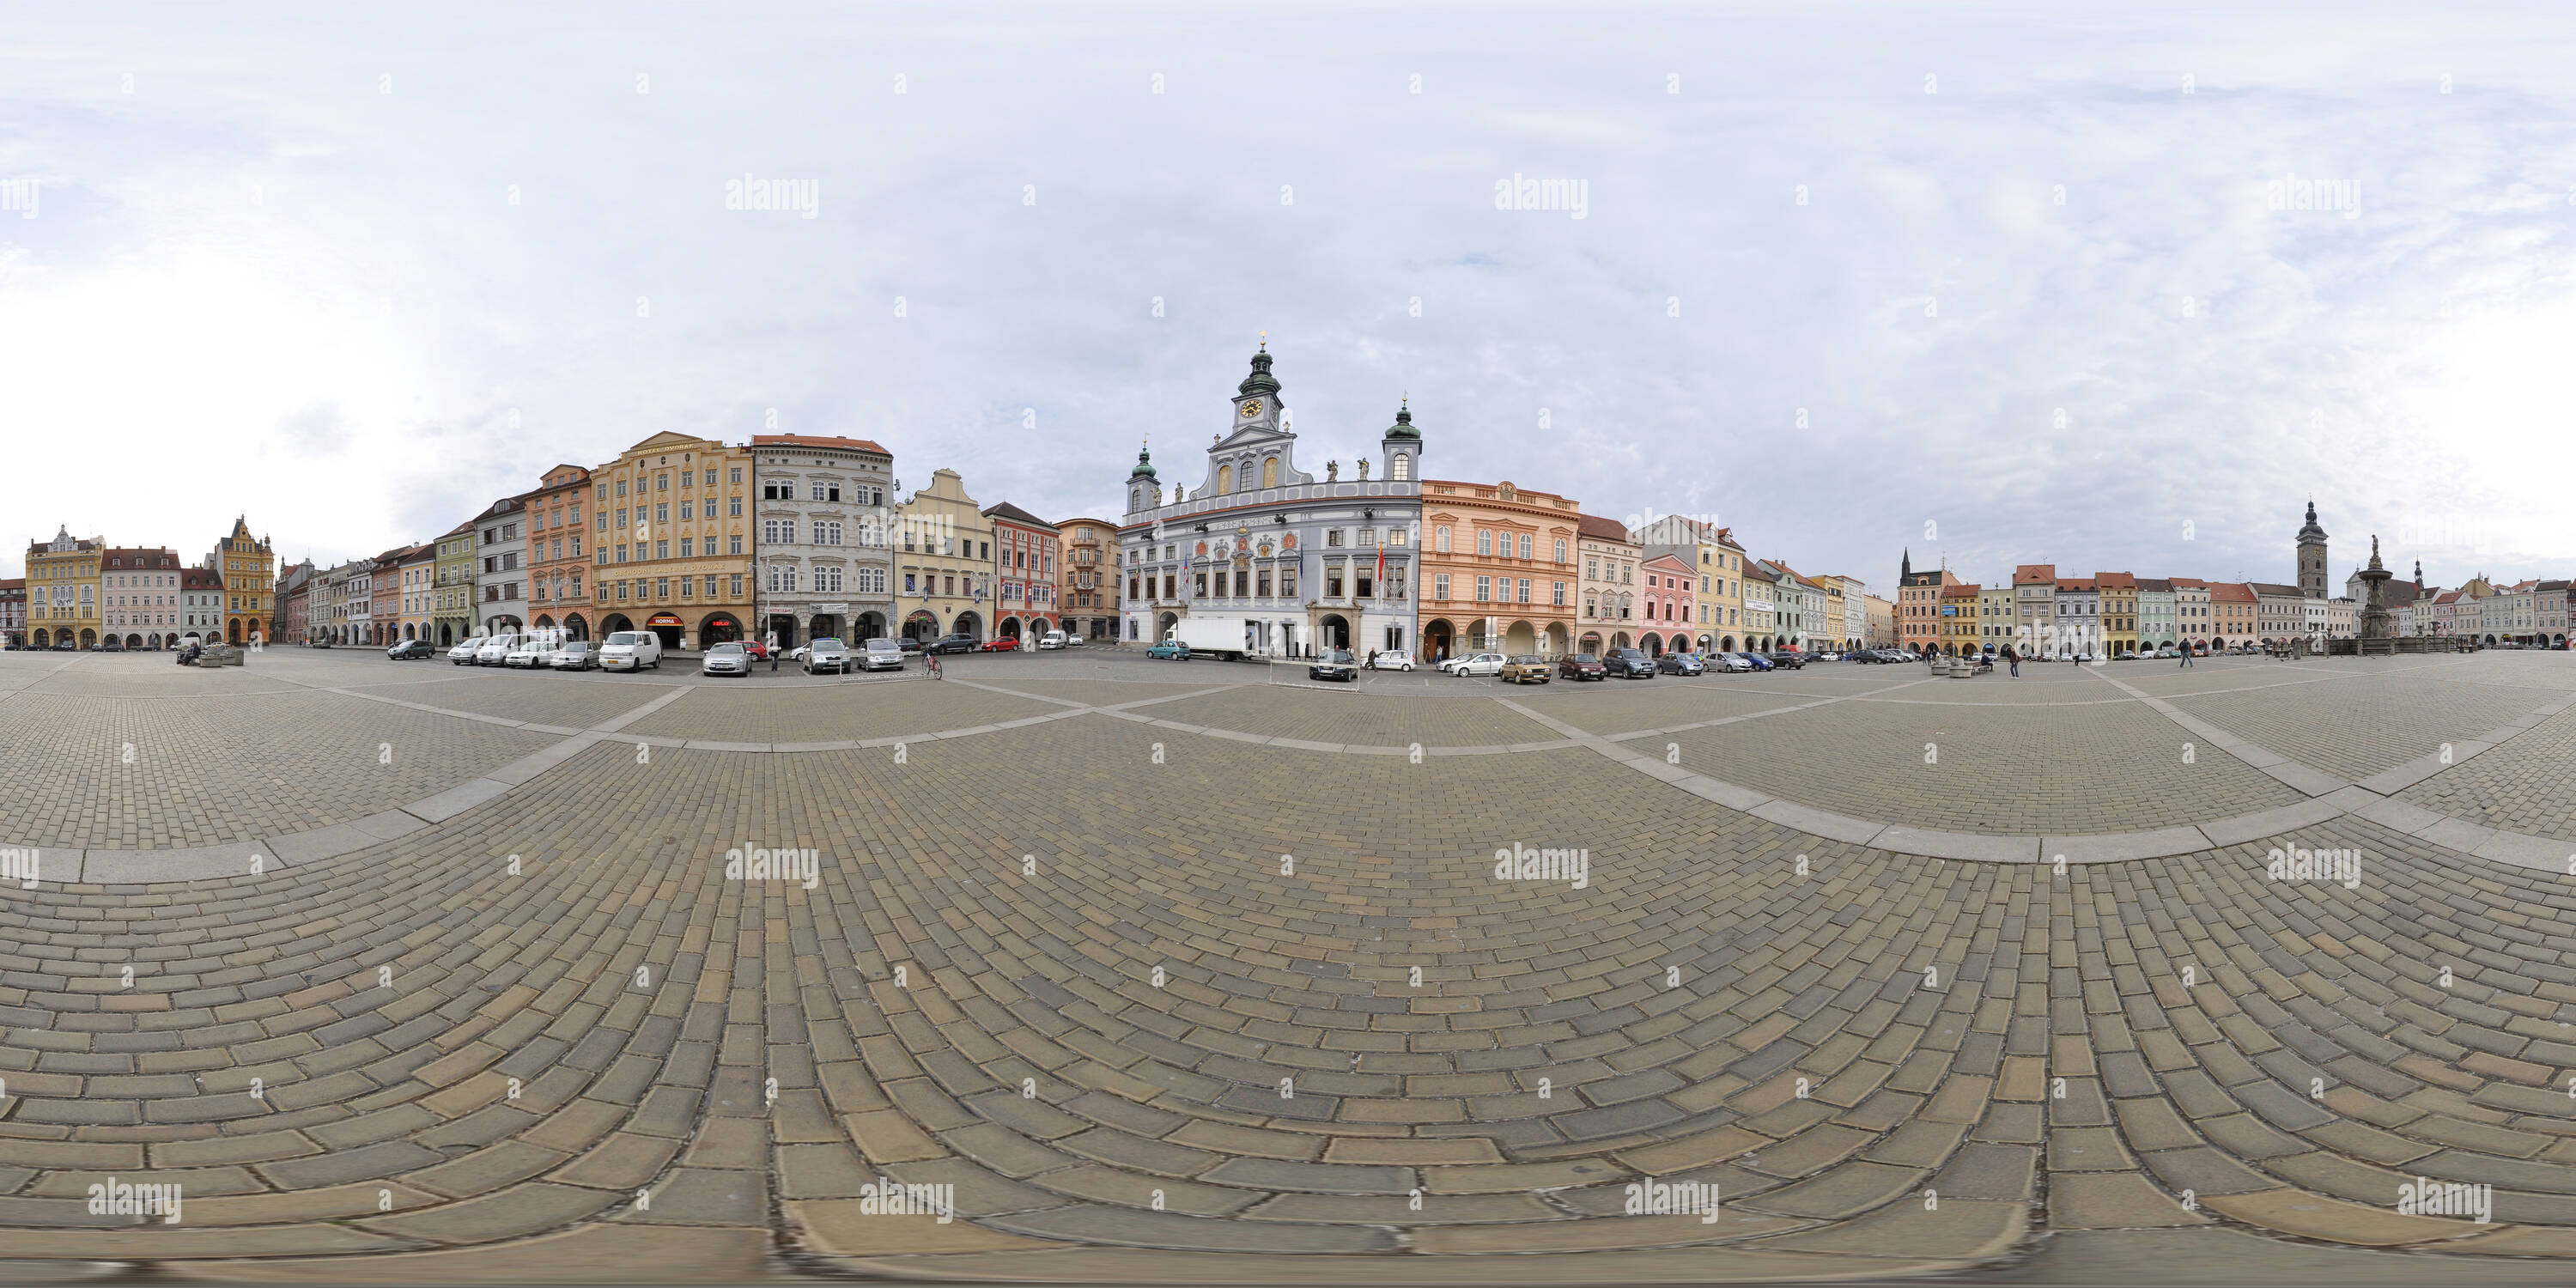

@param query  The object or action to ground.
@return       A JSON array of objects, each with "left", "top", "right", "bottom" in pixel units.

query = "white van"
[
  {"left": 475, "top": 634, "right": 520, "bottom": 665},
  {"left": 599, "top": 630, "right": 664, "bottom": 671},
  {"left": 1037, "top": 629, "right": 1067, "bottom": 650}
]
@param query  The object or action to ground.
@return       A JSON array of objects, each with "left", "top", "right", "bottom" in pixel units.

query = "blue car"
[
  {"left": 1147, "top": 640, "right": 1190, "bottom": 659},
  {"left": 1739, "top": 652, "right": 1774, "bottom": 671}
]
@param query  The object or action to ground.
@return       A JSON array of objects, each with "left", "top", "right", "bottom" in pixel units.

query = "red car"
[
  {"left": 740, "top": 641, "right": 768, "bottom": 659},
  {"left": 979, "top": 636, "right": 1019, "bottom": 652}
]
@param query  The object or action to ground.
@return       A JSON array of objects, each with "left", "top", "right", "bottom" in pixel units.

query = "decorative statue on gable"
[
  {"left": 1356, "top": 459, "right": 1370, "bottom": 481},
  {"left": 1326, "top": 460, "right": 1340, "bottom": 482}
]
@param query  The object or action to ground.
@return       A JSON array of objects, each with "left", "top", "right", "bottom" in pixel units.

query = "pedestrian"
[
  {"left": 2006, "top": 646, "right": 2019, "bottom": 678},
  {"left": 2179, "top": 641, "right": 2193, "bottom": 668}
]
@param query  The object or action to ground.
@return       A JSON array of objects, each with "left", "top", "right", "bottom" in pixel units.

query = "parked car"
[
  {"left": 1767, "top": 652, "right": 1807, "bottom": 670},
  {"left": 475, "top": 634, "right": 521, "bottom": 665},
  {"left": 1308, "top": 648, "right": 1360, "bottom": 682},
  {"left": 1146, "top": 640, "right": 1190, "bottom": 660},
  {"left": 1710, "top": 652, "right": 1755, "bottom": 673},
  {"left": 552, "top": 641, "right": 599, "bottom": 671},
  {"left": 804, "top": 638, "right": 849, "bottom": 675},
  {"left": 1368, "top": 650, "right": 1416, "bottom": 671},
  {"left": 1499, "top": 654, "right": 1552, "bottom": 684},
  {"left": 702, "top": 641, "right": 752, "bottom": 676},
  {"left": 1036, "top": 630, "right": 1067, "bottom": 650},
  {"left": 896, "top": 636, "right": 924, "bottom": 653},
  {"left": 308, "top": 639, "right": 332, "bottom": 648},
  {"left": 2116, "top": 649, "right": 2139, "bottom": 660},
  {"left": 1064, "top": 634, "right": 1084, "bottom": 647},
  {"left": 856, "top": 638, "right": 905, "bottom": 671},
  {"left": 448, "top": 636, "right": 485, "bottom": 664},
  {"left": 1445, "top": 652, "right": 1507, "bottom": 677},
  {"left": 980, "top": 636, "right": 1019, "bottom": 653},
  {"left": 599, "top": 630, "right": 663, "bottom": 671},
  {"left": 1605, "top": 648, "right": 1656, "bottom": 679},
  {"left": 1658, "top": 653, "right": 1706, "bottom": 676},
  {"left": 504, "top": 637, "right": 556, "bottom": 668},
  {"left": 386, "top": 639, "right": 435, "bottom": 660},
  {"left": 1739, "top": 652, "right": 1774, "bottom": 671},
  {"left": 926, "top": 634, "right": 979, "bottom": 655},
  {"left": 1557, "top": 653, "right": 1607, "bottom": 680}
]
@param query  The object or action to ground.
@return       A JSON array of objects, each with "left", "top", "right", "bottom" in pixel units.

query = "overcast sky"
[{"left": 6, "top": 2, "right": 2573, "bottom": 593}]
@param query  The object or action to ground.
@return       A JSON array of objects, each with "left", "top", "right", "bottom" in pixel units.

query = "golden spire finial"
[{"left": 1259, "top": 330, "right": 1267, "bottom": 350}]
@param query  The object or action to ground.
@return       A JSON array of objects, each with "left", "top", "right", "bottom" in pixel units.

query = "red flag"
[{"left": 1375, "top": 545, "right": 1385, "bottom": 587}]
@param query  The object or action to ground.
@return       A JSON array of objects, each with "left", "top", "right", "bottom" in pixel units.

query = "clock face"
[{"left": 1240, "top": 400, "right": 1263, "bottom": 418}]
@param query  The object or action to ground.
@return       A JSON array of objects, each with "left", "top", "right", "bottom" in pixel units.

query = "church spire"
[{"left": 1901, "top": 548, "right": 1913, "bottom": 579}]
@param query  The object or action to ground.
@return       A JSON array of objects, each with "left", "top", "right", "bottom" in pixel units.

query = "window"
[
  {"left": 678, "top": 538, "right": 694, "bottom": 557},
  {"left": 1436, "top": 526, "right": 1451, "bottom": 552},
  {"left": 764, "top": 481, "right": 792, "bottom": 501},
  {"left": 1326, "top": 528, "right": 1344, "bottom": 547},
  {"left": 1587, "top": 557, "right": 1599, "bottom": 580},
  {"left": 1520, "top": 534, "right": 1534, "bottom": 560},
  {"left": 1517, "top": 579, "right": 1531, "bottom": 604},
  {"left": 1553, "top": 538, "right": 1567, "bottom": 563},
  {"left": 817, "top": 521, "right": 841, "bottom": 545},
  {"left": 1477, "top": 530, "right": 1492, "bottom": 556},
  {"left": 1553, "top": 581, "right": 1567, "bottom": 606},
  {"left": 1218, "top": 465, "right": 1231, "bottom": 493},
  {"left": 770, "top": 565, "right": 796, "bottom": 592},
  {"left": 1391, "top": 453, "right": 1410, "bottom": 481},
  {"left": 1475, "top": 575, "right": 1492, "bottom": 602},
  {"left": 654, "top": 540, "right": 669, "bottom": 560},
  {"left": 1261, "top": 458, "right": 1277, "bottom": 488},
  {"left": 1279, "top": 568, "right": 1296, "bottom": 597},
  {"left": 679, "top": 501, "right": 694, "bottom": 520}
]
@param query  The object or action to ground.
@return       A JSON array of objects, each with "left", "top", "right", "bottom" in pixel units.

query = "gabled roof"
[
  {"left": 2014, "top": 564, "right": 2057, "bottom": 585},
  {"left": 1941, "top": 582, "right": 1981, "bottom": 598},
  {"left": 2249, "top": 582, "right": 2304, "bottom": 597},
  {"left": 1640, "top": 551, "right": 1696, "bottom": 574},
  {"left": 2135, "top": 578, "right": 2173, "bottom": 592},
  {"left": 1577, "top": 513, "right": 1633, "bottom": 542},
  {"left": 2056, "top": 578, "right": 2097, "bottom": 592},
  {"left": 2094, "top": 572, "right": 2136, "bottom": 589},
  {"left": 2169, "top": 576, "right": 2208, "bottom": 589},
  {"left": 2212, "top": 582, "right": 2257, "bottom": 602},
  {"left": 981, "top": 501, "right": 1059, "bottom": 532}
]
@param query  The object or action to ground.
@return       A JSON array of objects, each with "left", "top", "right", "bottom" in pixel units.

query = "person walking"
[
  {"left": 2006, "top": 646, "right": 2020, "bottom": 678},
  {"left": 2179, "top": 641, "right": 2194, "bottom": 668}
]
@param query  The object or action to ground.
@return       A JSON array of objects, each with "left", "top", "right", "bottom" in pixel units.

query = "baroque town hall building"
[{"left": 1120, "top": 344, "right": 1425, "bottom": 658}]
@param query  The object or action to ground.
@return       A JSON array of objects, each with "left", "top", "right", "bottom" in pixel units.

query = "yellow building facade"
[
  {"left": 26, "top": 527, "right": 102, "bottom": 648},
  {"left": 894, "top": 468, "right": 1001, "bottom": 642},
  {"left": 592, "top": 432, "right": 757, "bottom": 650},
  {"left": 213, "top": 517, "right": 276, "bottom": 645}
]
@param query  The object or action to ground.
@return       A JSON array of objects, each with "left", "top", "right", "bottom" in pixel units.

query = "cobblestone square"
[{"left": 3, "top": 647, "right": 2576, "bottom": 1283}]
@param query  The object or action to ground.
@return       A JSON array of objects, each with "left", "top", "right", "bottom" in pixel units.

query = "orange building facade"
[{"left": 1419, "top": 480, "right": 1582, "bottom": 659}]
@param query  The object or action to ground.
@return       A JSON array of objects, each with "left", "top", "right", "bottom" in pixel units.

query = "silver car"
[
  {"left": 803, "top": 638, "right": 849, "bottom": 675},
  {"left": 702, "top": 641, "right": 751, "bottom": 677},
  {"left": 856, "top": 638, "right": 905, "bottom": 671},
  {"left": 551, "top": 641, "right": 598, "bottom": 671}
]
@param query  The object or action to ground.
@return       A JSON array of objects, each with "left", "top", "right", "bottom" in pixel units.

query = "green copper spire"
[
  {"left": 1384, "top": 395, "right": 1419, "bottom": 440},
  {"left": 1237, "top": 337, "right": 1280, "bottom": 398},
  {"left": 1129, "top": 437, "right": 1157, "bottom": 480}
]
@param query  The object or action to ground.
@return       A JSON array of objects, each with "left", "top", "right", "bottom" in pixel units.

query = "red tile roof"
[
  {"left": 2014, "top": 564, "right": 2057, "bottom": 585},
  {"left": 752, "top": 434, "right": 891, "bottom": 456}
]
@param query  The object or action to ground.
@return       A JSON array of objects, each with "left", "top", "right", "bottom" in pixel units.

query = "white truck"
[{"left": 1169, "top": 616, "right": 1253, "bottom": 662}]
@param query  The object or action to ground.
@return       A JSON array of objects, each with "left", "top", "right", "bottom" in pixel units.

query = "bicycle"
[{"left": 925, "top": 654, "right": 943, "bottom": 680}]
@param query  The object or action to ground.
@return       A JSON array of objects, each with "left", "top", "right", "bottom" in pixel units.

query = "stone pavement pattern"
[{"left": 0, "top": 649, "right": 2574, "bottom": 1282}]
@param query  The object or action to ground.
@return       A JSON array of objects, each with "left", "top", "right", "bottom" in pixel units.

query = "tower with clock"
[{"left": 1117, "top": 338, "right": 1427, "bottom": 659}]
